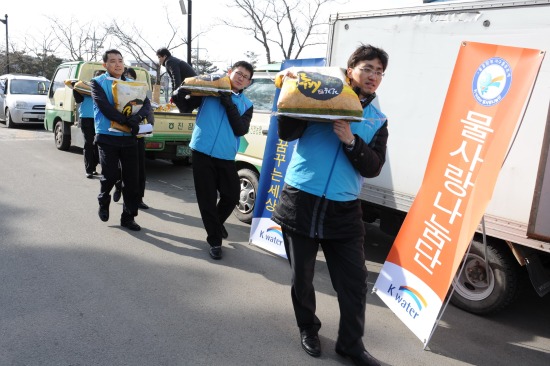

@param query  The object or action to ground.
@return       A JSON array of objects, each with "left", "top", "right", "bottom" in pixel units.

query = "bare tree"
[
  {"left": 109, "top": 9, "right": 207, "bottom": 86},
  {"left": 22, "top": 31, "right": 62, "bottom": 77},
  {"left": 223, "top": 0, "right": 336, "bottom": 63},
  {"left": 109, "top": 14, "right": 180, "bottom": 86},
  {"left": 46, "top": 16, "right": 109, "bottom": 62}
]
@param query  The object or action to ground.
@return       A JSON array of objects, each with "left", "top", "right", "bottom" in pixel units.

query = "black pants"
[
  {"left": 81, "top": 118, "right": 99, "bottom": 174},
  {"left": 192, "top": 150, "right": 239, "bottom": 247},
  {"left": 97, "top": 142, "right": 139, "bottom": 222},
  {"left": 137, "top": 138, "right": 146, "bottom": 199},
  {"left": 115, "top": 138, "right": 146, "bottom": 199},
  {"left": 282, "top": 230, "right": 368, "bottom": 355}
]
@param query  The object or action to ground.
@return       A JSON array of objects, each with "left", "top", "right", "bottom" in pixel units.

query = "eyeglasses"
[
  {"left": 234, "top": 70, "right": 251, "bottom": 81},
  {"left": 357, "top": 67, "right": 385, "bottom": 78}
]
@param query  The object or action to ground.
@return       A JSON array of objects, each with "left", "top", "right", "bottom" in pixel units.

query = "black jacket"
[
  {"left": 271, "top": 95, "right": 389, "bottom": 239},
  {"left": 165, "top": 56, "right": 197, "bottom": 90}
]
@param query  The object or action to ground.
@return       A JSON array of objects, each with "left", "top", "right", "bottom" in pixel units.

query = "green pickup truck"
[{"left": 44, "top": 61, "right": 193, "bottom": 164}]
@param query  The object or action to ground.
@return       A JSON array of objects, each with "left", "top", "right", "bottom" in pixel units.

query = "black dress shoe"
[
  {"left": 113, "top": 189, "right": 122, "bottom": 203},
  {"left": 221, "top": 225, "right": 228, "bottom": 239},
  {"left": 121, "top": 220, "right": 141, "bottom": 231},
  {"left": 335, "top": 347, "right": 381, "bottom": 366},
  {"left": 209, "top": 246, "right": 222, "bottom": 260},
  {"left": 138, "top": 201, "right": 149, "bottom": 209},
  {"left": 98, "top": 206, "right": 109, "bottom": 222},
  {"left": 300, "top": 331, "right": 321, "bottom": 357},
  {"left": 86, "top": 173, "right": 93, "bottom": 179},
  {"left": 92, "top": 171, "right": 99, "bottom": 175}
]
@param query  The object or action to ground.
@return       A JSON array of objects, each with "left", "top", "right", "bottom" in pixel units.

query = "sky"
[{"left": 2, "top": 0, "right": 422, "bottom": 70}]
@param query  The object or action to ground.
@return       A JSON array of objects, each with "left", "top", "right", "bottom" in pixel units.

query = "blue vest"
[
  {"left": 190, "top": 92, "right": 253, "bottom": 160},
  {"left": 93, "top": 73, "right": 133, "bottom": 137},
  {"left": 79, "top": 95, "right": 94, "bottom": 119},
  {"left": 284, "top": 103, "right": 387, "bottom": 201}
]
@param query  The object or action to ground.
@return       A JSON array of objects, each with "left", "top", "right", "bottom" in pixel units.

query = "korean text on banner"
[
  {"left": 249, "top": 58, "right": 326, "bottom": 258},
  {"left": 373, "top": 42, "right": 544, "bottom": 345}
]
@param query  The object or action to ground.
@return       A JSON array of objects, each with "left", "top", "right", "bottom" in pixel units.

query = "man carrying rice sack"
[
  {"left": 175, "top": 61, "right": 254, "bottom": 260},
  {"left": 271, "top": 45, "right": 389, "bottom": 366},
  {"left": 73, "top": 69, "right": 105, "bottom": 179},
  {"left": 91, "top": 49, "right": 152, "bottom": 232}
]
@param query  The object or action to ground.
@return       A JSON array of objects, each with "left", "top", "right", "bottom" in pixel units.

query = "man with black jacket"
[
  {"left": 156, "top": 47, "right": 197, "bottom": 112},
  {"left": 173, "top": 61, "right": 254, "bottom": 260},
  {"left": 272, "top": 45, "right": 389, "bottom": 366},
  {"left": 91, "top": 49, "right": 151, "bottom": 231}
]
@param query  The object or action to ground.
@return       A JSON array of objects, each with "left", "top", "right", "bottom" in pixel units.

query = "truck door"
[
  {"left": 528, "top": 112, "right": 550, "bottom": 241},
  {"left": 46, "top": 65, "right": 72, "bottom": 131}
]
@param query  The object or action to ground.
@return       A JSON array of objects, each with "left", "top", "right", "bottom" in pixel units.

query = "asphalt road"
[{"left": 1, "top": 124, "right": 549, "bottom": 366}]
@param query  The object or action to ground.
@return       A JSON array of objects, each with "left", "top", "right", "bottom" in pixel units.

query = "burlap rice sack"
[
  {"left": 64, "top": 79, "right": 92, "bottom": 96},
  {"left": 178, "top": 74, "right": 232, "bottom": 96},
  {"left": 275, "top": 66, "right": 363, "bottom": 122},
  {"left": 112, "top": 79, "right": 149, "bottom": 116},
  {"left": 110, "top": 79, "right": 149, "bottom": 133}
]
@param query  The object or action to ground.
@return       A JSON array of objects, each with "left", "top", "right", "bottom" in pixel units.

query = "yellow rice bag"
[
  {"left": 112, "top": 79, "right": 149, "bottom": 117},
  {"left": 65, "top": 79, "right": 93, "bottom": 96},
  {"left": 179, "top": 74, "right": 232, "bottom": 96},
  {"left": 276, "top": 67, "right": 363, "bottom": 122}
]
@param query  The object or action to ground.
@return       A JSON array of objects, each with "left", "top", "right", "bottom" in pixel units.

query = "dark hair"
[
  {"left": 347, "top": 44, "right": 389, "bottom": 71},
  {"left": 125, "top": 67, "right": 137, "bottom": 80},
  {"left": 93, "top": 69, "right": 106, "bottom": 77},
  {"left": 102, "top": 49, "right": 123, "bottom": 63},
  {"left": 156, "top": 47, "right": 171, "bottom": 58},
  {"left": 232, "top": 60, "right": 254, "bottom": 79}
]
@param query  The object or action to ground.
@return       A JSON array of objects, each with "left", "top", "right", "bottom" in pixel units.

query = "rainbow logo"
[
  {"left": 399, "top": 286, "right": 428, "bottom": 310},
  {"left": 266, "top": 226, "right": 282, "bottom": 236}
]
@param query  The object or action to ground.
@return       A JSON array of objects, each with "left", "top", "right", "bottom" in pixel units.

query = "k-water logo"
[
  {"left": 472, "top": 57, "right": 512, "bottom": 106},
  {"left": 259, "top": 226, "right": 283, "bottom": 246},
  {"left": 387, "top": 284, "right": 428, "bottom": 320}
]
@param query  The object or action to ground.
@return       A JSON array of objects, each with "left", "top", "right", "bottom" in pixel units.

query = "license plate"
[{"left": 176, "top": 145, "right": 191, "bottom": 157}]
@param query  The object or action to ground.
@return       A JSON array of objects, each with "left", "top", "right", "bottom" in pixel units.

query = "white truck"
[{"left": 325, "top": 0, "right": 550, "bottom": 314}]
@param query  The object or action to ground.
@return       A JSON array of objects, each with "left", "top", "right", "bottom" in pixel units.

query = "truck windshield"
[
  {"left": 10, "top": 79, "right": 51, "bottom": 95},
  {"left": 245, "top": 78, "right": 276, "bottom": 111}
]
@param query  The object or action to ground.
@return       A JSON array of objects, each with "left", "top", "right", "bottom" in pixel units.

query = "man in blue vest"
[
  {"left": 175, "top": 61, "right": 254, "bottom": 260},
  {"left": 73, "top": 69, "right": 105, "bottom": 178},
  {"left": 91, "top": 49, "right": 151, "bottom": 231},
  {"left": 272, "top": 45, "right": 389, "bottom": 366}
]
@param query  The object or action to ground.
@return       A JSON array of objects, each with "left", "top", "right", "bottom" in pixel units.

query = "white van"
[{"left": 0, "top": 74, "right": 50, "bottom": 128}]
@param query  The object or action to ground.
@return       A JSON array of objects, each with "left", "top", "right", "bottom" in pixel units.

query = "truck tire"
[
  {"left": 233, "top": 168, "right": 259, "bottom": 224},
  {"left": 450, "top": 238, "right": 521, "bottom": 314},
  {"left": 54, "top": 121, "right": 71, "bottom": 151}
]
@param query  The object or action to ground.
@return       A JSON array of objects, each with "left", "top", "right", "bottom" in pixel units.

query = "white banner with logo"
[{"left": 249, "top": 58, "right": 326, "bottom": 258}]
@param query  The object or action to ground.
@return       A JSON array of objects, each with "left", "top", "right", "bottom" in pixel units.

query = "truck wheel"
[
  {"left": 54, "top": 121, "right": 71, "bottom": 151},
  {"left": 450, "top": 238, "right": 521, "bottom": 314},
  {"left": 6, "top": 108, "right": 16, "bottom": 128},
  {"left": 233, "top": 168, "right": 259, "bottom": 224}
]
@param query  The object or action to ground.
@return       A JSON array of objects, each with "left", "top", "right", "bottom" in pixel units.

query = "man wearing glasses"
[
  {"left": 176, "top": 61, "right": 255, "bottom": 260},
  {"left": 272, "top": 44, "right": 389, "bottom": 366}
]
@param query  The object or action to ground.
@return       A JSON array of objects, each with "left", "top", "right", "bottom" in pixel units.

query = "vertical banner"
[
  {"left": 249, "top": 58, "right": 326, "bottom": 257},
  {"left": 373, "top": 42, "right": 544, "bottom": 345}
]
